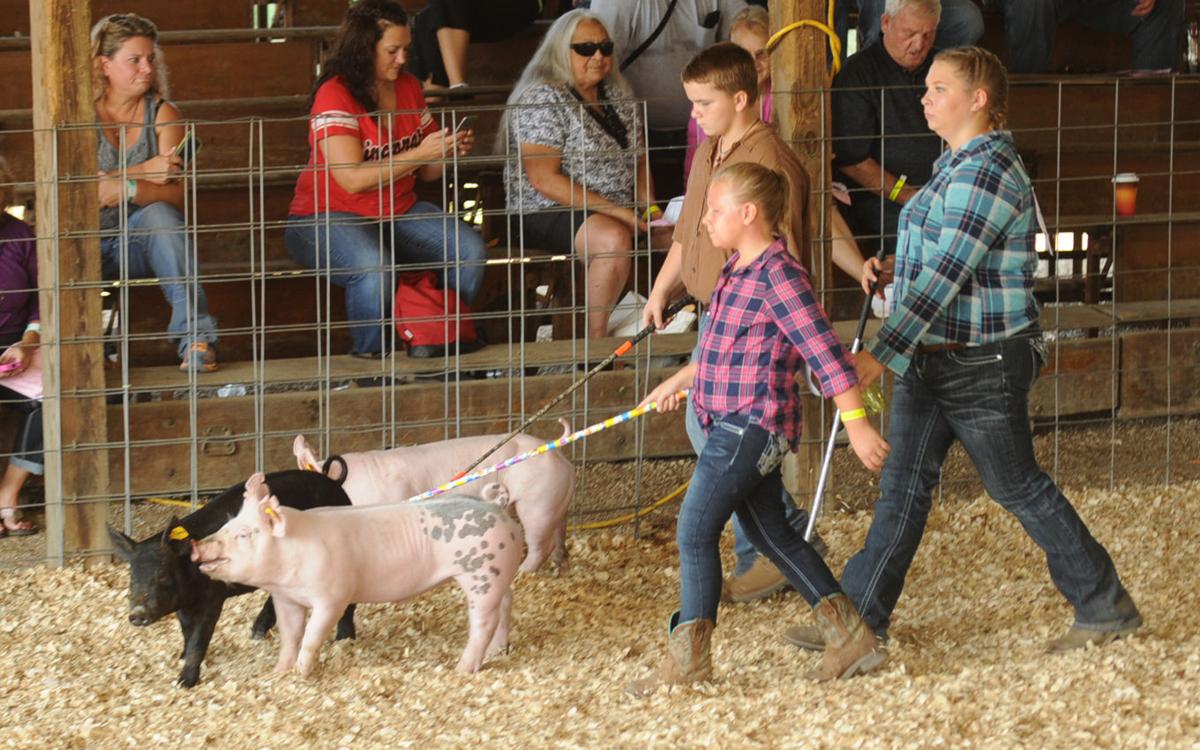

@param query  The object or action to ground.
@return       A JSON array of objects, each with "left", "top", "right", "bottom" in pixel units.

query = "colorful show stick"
[{"left": 406, "top": 389, "right": 690, "bottom": 503}]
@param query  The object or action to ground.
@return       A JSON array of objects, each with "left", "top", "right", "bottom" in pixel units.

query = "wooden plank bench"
[
  {"left": 109, "top": 297, "right": 1200, "bottom": 395},
  {"left": 101, "top": 317, "right": 1200, "bottom": 496}
]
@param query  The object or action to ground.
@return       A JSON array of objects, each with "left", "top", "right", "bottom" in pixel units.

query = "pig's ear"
[
  {"left": 107, "top": 524, "right": 135, "bottom": 561},
  {"left": 161, "top": 516, "right": 189, "bottom": 551},
  {"left": 294, "top": 435, "right": 320, "bottom": 472},
  {"left": 258, "top": 495, "right": 288, "bottom": 538},
  {"left": 245, "top": 472, "right": 268, "bottom": 502}
]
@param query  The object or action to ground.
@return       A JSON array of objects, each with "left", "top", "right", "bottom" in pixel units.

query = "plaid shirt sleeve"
[
  {"left": 766, "top": 264, "right": 858, "bottom": 398},
  {"left": 870, "top": 153, "right": 1020, "bottom": 375}
]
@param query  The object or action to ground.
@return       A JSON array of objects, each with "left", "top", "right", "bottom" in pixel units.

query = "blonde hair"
[
  {"left": 730, "top": 6, "right": 770, "bottom": 38},
  {"left": 934, "top": 46, "right": 1008, "bottom": 129},
  {"left": 90, "top": 14, "right": 171, "bottom": 101},
  {"left": 713, "top": 161, "right": 791, "bottom": 238}
]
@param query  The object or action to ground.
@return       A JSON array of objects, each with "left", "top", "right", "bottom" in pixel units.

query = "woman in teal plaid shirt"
[{"left": 787, "top": 46, "right": 1142, "bottom": 656}]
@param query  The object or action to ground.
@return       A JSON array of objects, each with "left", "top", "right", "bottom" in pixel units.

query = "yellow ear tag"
[
  {"left": 304, "top": 462, "right": 318, "bottom": 472},
  {"left": 169, "top": 526, "right": 189, "bottom": 541},
  {"left": 264, "top": 507, "right": 279, "bottom": 520}
]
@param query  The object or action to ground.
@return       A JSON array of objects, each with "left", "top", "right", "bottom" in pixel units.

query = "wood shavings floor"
[{"left": 1, "top": 479, "right": 1198, "bottom": 749}]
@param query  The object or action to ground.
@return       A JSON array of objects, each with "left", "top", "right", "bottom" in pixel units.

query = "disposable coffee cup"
[{"left": 1113, "top": 173, "right": 1139, "bottom": 217}]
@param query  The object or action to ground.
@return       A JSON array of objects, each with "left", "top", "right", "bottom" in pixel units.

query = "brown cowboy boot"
[
  {"left": 805, "top": 593, "right": 887, "bottom": 682},
  {"left": 626, "top": 613, "right": 714, "bottom": 697}
]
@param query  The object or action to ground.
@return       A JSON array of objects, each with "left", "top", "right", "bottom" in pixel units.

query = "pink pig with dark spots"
[
  {"left": 191, "top": 473, "right": 522, "bottom": 676},
  {"left": 293, "top": 420, "right": 575, "bottom": 572}
]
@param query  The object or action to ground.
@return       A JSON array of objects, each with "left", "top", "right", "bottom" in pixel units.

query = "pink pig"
[
  {"left": 293, "top": 421, "right": 575, "bottom": 572},
  {"left": 191, "top": 473, "right": 522, "bottom": 676}
]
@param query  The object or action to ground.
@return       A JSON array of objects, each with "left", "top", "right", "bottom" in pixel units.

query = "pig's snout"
[
  {"left": 128, "top": 605, "right": 152, "bottom": 627},
  {"left": 191, "top": 538, "right": 229, "bottom": 575}
]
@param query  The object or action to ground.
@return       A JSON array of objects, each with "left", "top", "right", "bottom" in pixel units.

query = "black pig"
[{"left": 108, "top": 470, "right": 358, "bottom": 687}]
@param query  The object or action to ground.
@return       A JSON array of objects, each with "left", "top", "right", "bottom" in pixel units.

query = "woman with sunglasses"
[{"left": 500, "top": 9, "right": 656, "bottom": 340}]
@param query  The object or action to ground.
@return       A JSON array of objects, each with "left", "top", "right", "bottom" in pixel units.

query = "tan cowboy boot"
[
  {"left": 626, "top": 613, "right": 714, "bottom": 697},
  {"left": 805, "top": 593, "right": 887, "bottom": 682},
  {"left": 1045, "top": 620, "right": 1141, "bottom": 653},
  {"left": 727, "top": 556, "right": 790, "bottom": 602}
]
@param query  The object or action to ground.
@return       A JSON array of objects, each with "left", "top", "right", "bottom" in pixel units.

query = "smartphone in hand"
[
  {"left": 0, "top": 360, "right": 22, "bottom": 374},
  {"left": 453, "top": 115, "right": 476, "bottom": 133},
  {"left": 173, "top": 131, "right": 203, "bottom": 164}
]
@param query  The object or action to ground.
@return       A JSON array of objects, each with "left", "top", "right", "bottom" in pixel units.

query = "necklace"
[{"left": 714, "top": 120, "right": 758, "bottom": 167}]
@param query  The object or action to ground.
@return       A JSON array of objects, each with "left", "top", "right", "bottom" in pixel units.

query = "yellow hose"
[
  {"left": 766, "top": 0, "right": 843, "bottom": 75},
  {"left": 145, "top": 496, "right": 195, "bottom": 509},
  {"left": 567, "top": 480, "right": 690, "bottom": 532}
]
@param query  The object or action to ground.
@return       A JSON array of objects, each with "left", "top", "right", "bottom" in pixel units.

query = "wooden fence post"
[
  {"left": 30, "top": 0, "right": 110, "bottom": 563},
  {"left": 770, "top": 0, "right": 837, "bottom": 508}
]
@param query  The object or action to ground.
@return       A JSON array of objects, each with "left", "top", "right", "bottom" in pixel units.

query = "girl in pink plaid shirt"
[{"left": 628, "top": 163, "right": 890, "bottom": 696}]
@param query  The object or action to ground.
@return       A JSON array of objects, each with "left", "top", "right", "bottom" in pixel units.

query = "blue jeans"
[
  {"left": 854, "top": 0, "right": 984, "bottom": 51},
  {"left": 677, "top": 414, "right": 841, "bottom": 624},
  {"left": 684, "top": 312, "right": 810, "bottom": 576},
  {"left": 284, "top": 202, "right": 488, "bottom": 355},
  {"left": 1002, "top": 0, "right": 1186, "bottom": 73},
  {"left": 99, "top": 202, "right": 218, "bottom": 359},
  {"left": 841, "top": 334, "right": 1141, "bottom": 636}
]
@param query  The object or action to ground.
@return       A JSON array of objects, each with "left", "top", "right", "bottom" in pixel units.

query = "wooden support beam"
[
  {"left": 769, "top": 0, "right": 838, "bottom": 510},
  {"left": 30, "top": 0, "right": 109, "bottom": 563}
]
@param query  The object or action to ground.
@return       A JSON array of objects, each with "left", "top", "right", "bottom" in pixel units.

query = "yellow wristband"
[
  {"left": 841, "top": 408, "right": 867, "bottom": 424},
  {"left": 887, "top": 174, "right": 907, "bottom": 202},
  {"left": 642, "top": 204, "right": 662, "bottom": 221}
]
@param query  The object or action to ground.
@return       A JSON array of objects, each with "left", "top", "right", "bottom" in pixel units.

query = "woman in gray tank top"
[{"left": 92, "top": 13, "right": 219, "bottom": 372}]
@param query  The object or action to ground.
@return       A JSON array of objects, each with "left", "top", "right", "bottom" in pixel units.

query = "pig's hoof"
[
  {"left": 454, "top": 658, "right": 482, "bottom": 674},
  {"left": 485, "top": 643, "right": 509, "bottom": 659},
  {"left": 250, "top": 628, "right": 269, "bottom": 641},
  {"left": 176, "top": 668, "right": 200, "bottom": 688}
]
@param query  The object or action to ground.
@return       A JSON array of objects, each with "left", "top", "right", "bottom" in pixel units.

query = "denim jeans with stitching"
[
  {"left": 1001, "top": 0, "right": 1185, "bottom": 73},
  {"left": 100, "top": 201, "right": 218, "bottom": 359},
  {"left": 840, "top": 333, "right": 1141, "bottom": 635},
  {"left": 285, "top": 202, "right": 487, "bottom": 355},
  {"left": 677, "top": 413, "right": 841, "bottom": 624}
]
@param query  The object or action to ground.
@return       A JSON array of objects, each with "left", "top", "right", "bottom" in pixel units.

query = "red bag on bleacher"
[{"left": 394, "top": 271, "right": 482, "bottom": 358}]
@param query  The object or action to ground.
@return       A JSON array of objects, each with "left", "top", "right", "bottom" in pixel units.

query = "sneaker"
[
  {"left": 179, "top": 342, "right": 217, "bottom": 373},
  {"left": 1044, "top": 620, "right": 1141, "bottom": 654},
  {"left": 726, "top": 556, "right": 791, "bottom": 602}
]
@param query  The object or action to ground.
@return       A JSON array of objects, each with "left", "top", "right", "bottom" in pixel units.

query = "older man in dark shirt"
[{"left": 832, "top": 0, "right": 944, "bottom": 258}]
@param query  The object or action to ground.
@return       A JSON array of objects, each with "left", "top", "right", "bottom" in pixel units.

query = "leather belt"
[{"left": 915, "top": 342, "right": 967, "bottom": 354}]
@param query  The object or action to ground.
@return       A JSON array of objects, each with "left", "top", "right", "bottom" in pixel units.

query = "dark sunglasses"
[{"left": 570, "top": 41, "right": 615, "bottom": 58}]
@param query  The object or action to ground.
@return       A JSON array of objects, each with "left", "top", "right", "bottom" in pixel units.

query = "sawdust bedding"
[{"left": 2, "top": 469, "right": 1198, "bottom": 749}]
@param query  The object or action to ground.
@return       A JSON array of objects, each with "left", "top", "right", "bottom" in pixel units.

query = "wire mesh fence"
[{"left": 1, "top": 74, "right": 1198, "bottom": 569}]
